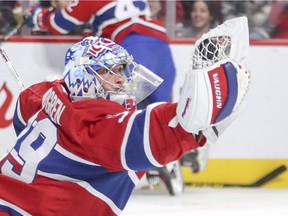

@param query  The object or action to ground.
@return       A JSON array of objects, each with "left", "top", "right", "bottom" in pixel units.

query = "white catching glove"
[
  {"left": 176, "top": 59, "right": 250, "bottom": 133},
  {"left": 175, "top": 16, "right": 250, "bottom": 134},
  {"left": 202, "top": 101, "right": 246, "bottom": 143}
]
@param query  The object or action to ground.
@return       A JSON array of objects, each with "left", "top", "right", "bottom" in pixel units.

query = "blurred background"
[{"left": 0, "top": 0, "right": 285, "bottom": 39}]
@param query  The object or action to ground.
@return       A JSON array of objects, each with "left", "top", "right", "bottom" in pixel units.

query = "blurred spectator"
[
  {"left": 221, "top": 0, "right": 273, "bottom": 39},
  {"left": 148, "top": 0, "right": 184, "bottom": 37},
  {"left": 0, "top": 0, "right": 22, "bottom": 34},
  {"left": 182, "top": 0, "right": 222, "bottom": 26},
  {"left": 148, "top": 0, "right": 184, "bottom": 25},
  {"left": 148, "top": 0, "right": 162, "bottom": 20},
  {"left": 268, "top": 1, "right": 288, "bottom": 38},
  {"left": 181, "top": 0, "right": 219, "bottom": 38},
  {"left": 0, "top": 6, "right": 16, "bottom": 34}
]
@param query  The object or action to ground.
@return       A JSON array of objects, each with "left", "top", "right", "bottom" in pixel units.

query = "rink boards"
[{"left": 182, "top": 159, "right": 288, "bottom": 188}]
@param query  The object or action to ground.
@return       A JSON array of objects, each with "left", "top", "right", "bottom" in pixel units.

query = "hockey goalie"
[{"left": 0, "top": 17, "right": 250, "bottom": 215}]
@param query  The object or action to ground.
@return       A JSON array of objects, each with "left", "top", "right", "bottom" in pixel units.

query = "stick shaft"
[
  {"left": 0, "top": 44, "right": 25, "bottom": 90},
  {"left": 0, "top": 14, "right": 29, "bottom": 90}
]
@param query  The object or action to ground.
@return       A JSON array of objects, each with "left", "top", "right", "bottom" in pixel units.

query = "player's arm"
[
  {"left": 119, "top": 102, "right": 207, "bottom": 171},
  {"left": 74, "top": 101, "right": 205, "bottom": 172},
  {"left": 27, "top": 0, "right": 95, "bottom": 34}
]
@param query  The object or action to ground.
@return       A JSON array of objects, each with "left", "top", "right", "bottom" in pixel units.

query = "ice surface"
[{"left": 123, "top": 187, "right": 288, "bottom": 216}]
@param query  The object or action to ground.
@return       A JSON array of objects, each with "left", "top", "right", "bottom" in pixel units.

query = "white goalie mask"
[{"left": 63, "top": 36, "right": 163, "bottom": 109}]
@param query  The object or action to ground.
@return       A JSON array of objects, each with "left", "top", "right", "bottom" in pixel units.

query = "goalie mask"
[{"left": 63, "top": 36, "right": 163, "bottom": 108}]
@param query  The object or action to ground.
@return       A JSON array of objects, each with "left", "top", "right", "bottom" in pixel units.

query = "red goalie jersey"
[{"left": 0, "top": 80, "right": 205, "bottom": 215}]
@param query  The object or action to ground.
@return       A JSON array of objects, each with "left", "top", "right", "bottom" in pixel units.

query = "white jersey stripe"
[
  {"left": 16, "top": 98, "right": 26, "bottom": 126},
  {"left": 55, "top": 144, "right": 100, "bottom": 166},
  {"left": 143, "top": 103, "right": 165, "bottom": 167},
  {"left": 77, "top": 181, "right": 122, "bottom": 215},
  {"left": 37, "top": 171, "right": 122, "bottom": 215},
  {"left": 120, "top": 110, "right": 142, "bottom": 170},
  {"left": 49, "top": 14, "right": 69, "bottom": 34},
  {"left": 110, "top": 18, "right": 167, "bottom": 40},
  {"left": 0, "top": 199, "right": 32, "bottom": 216}
]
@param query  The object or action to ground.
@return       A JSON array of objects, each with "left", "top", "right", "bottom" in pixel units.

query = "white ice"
[{"left": 123, "top": 187, "right": 288, "bottom": 216}]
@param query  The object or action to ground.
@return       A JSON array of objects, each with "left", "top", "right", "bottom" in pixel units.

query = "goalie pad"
[{"left": 176, "top": 17, "right": 250, "bottom": 133}]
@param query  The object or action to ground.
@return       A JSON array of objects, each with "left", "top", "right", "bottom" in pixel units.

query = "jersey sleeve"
[
  {"left": 121, "top": 103, "right": 206, "bottom": 171},
  {"left": 59, "top": 100, "right": 206, "bottom": 172},
  {"left": 44, "top": 1, "right": 106, "bottom": 34}
]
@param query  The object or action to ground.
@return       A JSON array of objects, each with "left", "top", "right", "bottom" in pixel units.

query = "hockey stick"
[
  {"left": 0, "top": 14, "right": 30, "bottom": 90},
  {"left": 0, "top": 44, "right": 25, "bottom": 90},
  {"left": 186, "top": 165, "right": 287, "bottom": 188}
]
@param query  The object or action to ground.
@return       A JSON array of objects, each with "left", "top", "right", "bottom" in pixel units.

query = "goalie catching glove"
[
  {"left": 175, "top": 16, "right": 251, "bottom": 134},
  {"left": 176, "top": 58, "right": 250, "bottom": 133}
]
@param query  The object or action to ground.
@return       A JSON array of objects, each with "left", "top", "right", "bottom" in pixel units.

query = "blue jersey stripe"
[
  {"left": 13, "top": 100, "right": 26, "bottom": 136},
  {"left": 54, "top": 12, "right": 77, "bottom": 32},
  {"left": 125, "top": 110, "right": 155, "bottom": 170},
  {"left": 39, "top": 149, "right": 134, "bottom": 210},
  {"left": 0, "top": 205, "right": 26, "bottom": 216}
]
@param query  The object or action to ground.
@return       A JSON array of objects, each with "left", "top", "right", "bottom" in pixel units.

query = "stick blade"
[
  {"left": 186, "top": 165, "right": 287, "bottom": 188},
  {"left": 246, "top": 165, "right": 287, "bottom": 187}
]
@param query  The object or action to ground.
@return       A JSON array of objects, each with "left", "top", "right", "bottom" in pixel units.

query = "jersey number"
[
  {"left": 1, "top": 117, "right": 57, "bottom": 183},
  {"left": 115, "top": 0, "right": 142, "bottom": 20}
]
